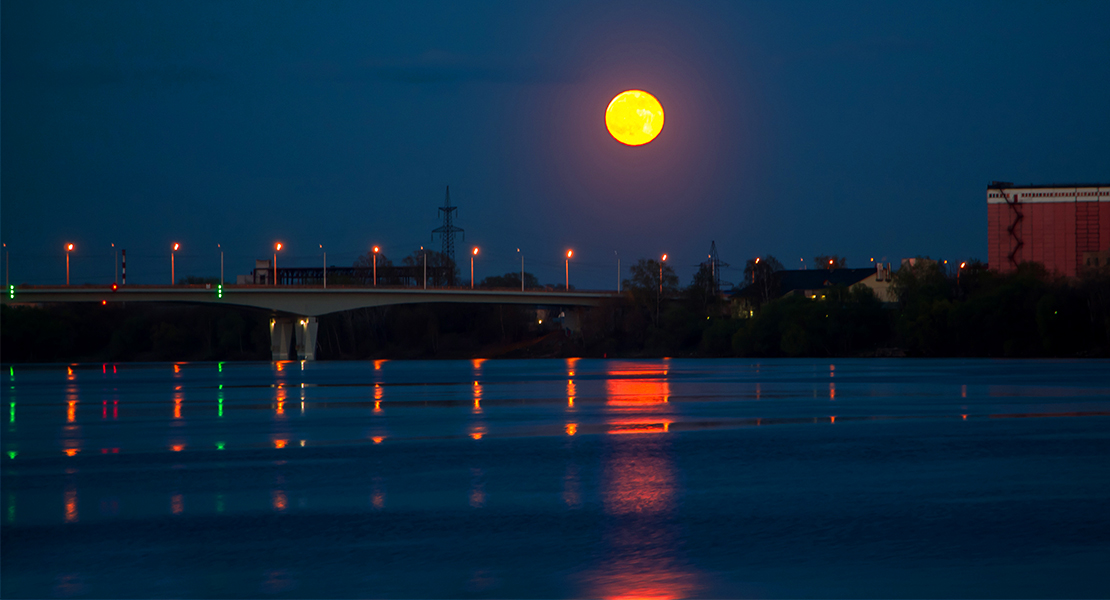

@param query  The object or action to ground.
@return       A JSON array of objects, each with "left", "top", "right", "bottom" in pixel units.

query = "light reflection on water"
[{"left": 2, "top": 359, "right": 1109, "bottom": 598}]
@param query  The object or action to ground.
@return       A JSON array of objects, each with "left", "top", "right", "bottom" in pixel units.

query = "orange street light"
[
  {"left": 171, "top": 243, "right": 180, "bottom": 285},
  {"left": 273, "top": 243, "right": 282, "bottom": 286},
  {"left": 660, "top": 254, "right": 668, "bottom": 294},
  {"left": 658, "top": 253, "right": 668, "bottom": 323},
  {"left": 372, "top": 246, "right": 380, "bottom": 286},
  {"left": 65, "top": 243, "right": 75, "bottom": 285},
  {"left": 471, "top": 247, "right": 479, "bottom": 288},
  {"left": 754, "top": 257, "right": 760, "bottom": 264},
  {"left": 565, "top": 249, "right": 573, "bottom": 291},
  {"left": 517, "top": 248, "right": 524, "bottom": 291}
]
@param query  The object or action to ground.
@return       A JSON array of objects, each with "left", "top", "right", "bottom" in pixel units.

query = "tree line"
[{"left": 3, "top": 254, "right": 1108, "bottom": 362}]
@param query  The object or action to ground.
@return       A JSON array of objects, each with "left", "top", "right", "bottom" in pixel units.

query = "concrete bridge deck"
[{"left": 3, "top": 284, "right": 618, "bottom": 360}]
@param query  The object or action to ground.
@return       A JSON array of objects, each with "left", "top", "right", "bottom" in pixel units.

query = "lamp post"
[
  {"left": 517, "top": 248, "right": 524, "bottom": 291},
  {"left": 372, "top": 246, "right": 379, "bottom": 286},
  {"left": 171, "top": 243, "right": 180, "bottom": 285},
  {"left": 218, "top": 244, "right": 224, "bottom": 285},
  {"left": 470, "top": 247, "right": 479, "bottom": 288},
  {"left": 660, "top": 254, "right": 667, "bottom": 295},
  {"left": 658, "top": 253, "right": 668, "bottom": 324},
  {"left": 112, "top": 243, "right": 117, "bottom": 284},
  {"left": 421, "top": 246, "right": 427, "bottom": 289},
  {"left": 320, "top": 245, "right": 326, "bottom": 288},
  {"left": 958, "top": 262, "right": 966, "bottom": 286},
  {"left": 65, "top": 243, "right": 74, "bottom": 285},
  {"left": 615, "top": 251, "right": 621, "bottom": 293},
  {"left": 565, "top": 249, "right": 573, "bottom": 291},
  {"left": 273, "top": 243, "right": 282, "bottom": 286}
]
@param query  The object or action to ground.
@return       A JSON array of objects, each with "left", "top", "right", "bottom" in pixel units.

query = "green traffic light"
[{"left": 217, "top": 284, "right": 223, "bottom": 299}]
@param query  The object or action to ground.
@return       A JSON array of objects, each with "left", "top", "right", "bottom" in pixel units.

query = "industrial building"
[{"left": 987, "top": 182, "right": 1110, "bottom": 276}]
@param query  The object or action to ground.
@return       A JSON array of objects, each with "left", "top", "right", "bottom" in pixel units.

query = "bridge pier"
[
  {"left": 270, "top": 318, "right": 294, "bottom": 360},
  {"left": 294, "top": 317, "right": 319, "bottom": 361}
]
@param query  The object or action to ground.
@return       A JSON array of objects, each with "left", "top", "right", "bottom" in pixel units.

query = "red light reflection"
[
  {"left": 581, "top": 361, "right": 699, "bottom": 599},
  {"left": 272, "top": 489, "right": 287, "bottom": 512},
  {"left": 64, "top": 486, "right": 78, "bottom": 523}
]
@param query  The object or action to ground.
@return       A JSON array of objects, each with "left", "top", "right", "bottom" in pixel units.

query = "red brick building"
[{"left": 987, "top": 182, "right": 1110, "bottom": 276}]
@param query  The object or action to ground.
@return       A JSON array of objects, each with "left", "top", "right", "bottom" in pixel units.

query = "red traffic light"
[{"left": 111, "top": 283, "right": 118, "bottom": 291}]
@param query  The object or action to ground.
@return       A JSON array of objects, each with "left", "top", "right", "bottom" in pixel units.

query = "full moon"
[{"left": 605, "top": 90, "right": 664, "bottom": 146}]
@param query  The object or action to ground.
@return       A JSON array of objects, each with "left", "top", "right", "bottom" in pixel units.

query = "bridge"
[{"left": 2, "top": 284, "right": 617, "bottom": 361}]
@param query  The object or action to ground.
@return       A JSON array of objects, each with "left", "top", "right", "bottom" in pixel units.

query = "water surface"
[{"left": 2, "top": 358, "right": 1109, "bottom": 598}]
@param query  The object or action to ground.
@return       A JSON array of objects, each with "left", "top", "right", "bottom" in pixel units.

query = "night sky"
[{"left": 3, "top": 1, "right": 1108, "bottom": 288}]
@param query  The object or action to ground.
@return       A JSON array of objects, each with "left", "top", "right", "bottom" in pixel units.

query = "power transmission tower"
[
  {"left": 431, "top": 186, "right": 464, "bottom": 285},
  {"left": 704, "top": 240, "right": 729, "bottom": 295}
]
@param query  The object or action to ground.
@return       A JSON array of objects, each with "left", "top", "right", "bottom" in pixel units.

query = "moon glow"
[{"left": 605, "top": 90, "right": 664, "bottom": 146}]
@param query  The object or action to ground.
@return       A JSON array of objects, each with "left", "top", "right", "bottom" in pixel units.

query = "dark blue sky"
[{"left": 3, "top": 1, "right": 1108, "bottom": 287}]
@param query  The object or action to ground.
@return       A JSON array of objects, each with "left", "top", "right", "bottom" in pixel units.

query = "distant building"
[
  {"left": 776, "top": 266, "right": 896, "bottom": 303},
  {"left": 732, "top": 264, "right": 896, "bottom": 316},
  {"left": 987, "top": 182, "right": 1110, "bottom": 276},
  {"left": 237, "top": 260, "right": 272, "bottom": 285}
]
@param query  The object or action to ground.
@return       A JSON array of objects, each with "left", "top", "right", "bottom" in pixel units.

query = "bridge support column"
[
  {"left": 564, "top": 308, "right": 583, "bottom": 334},
  {"left": 294, "top": 317, "right": 319, "bottom": 361},
  {"left": 270, "top": 317, "right": 293, "bottom": 361}
]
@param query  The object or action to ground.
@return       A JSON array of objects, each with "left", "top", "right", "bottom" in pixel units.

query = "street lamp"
[
  {"left": 615, "top": 251, "right": 621, "bottom": 293},
  {"left": 660, "top": 254, "right": 667, "bottom": 296},
  {"left": 218, "top": 243, "right": 224, "bottom": 285},
  {"left": 565, "top": 249, "right": 573, "bottom": 291},
  {"left": 65, "top": 243, "right": 74, "bottom": 285},
  {"left": 421, "top": 246, "right": 427, "bottom": 290},
  {"left": 517, "top": 248, "right": 524, "bottom": 291},
  {"left": 171, "top": 243, "right": 180, "bottom": 285},
  {"left": 320, "top": 244, "right": 326, "bottom": 288},
  {"left": 658, "top": 253, "right": 668, "bottom": 323},
  {"left": 372, "top": 247, "right": 381, "bottom": 286},
  {"left": 112, "top": 243, "right": 117, "bottom": 284},
  {"left": 958, "top": 261, "right": 966, "bottom": 286},
  {"left": 471, "top": 247, "right": 479, "bottom": 289},
  {"left": 273, "top": 243, "right": 282, "bottom": 286}
]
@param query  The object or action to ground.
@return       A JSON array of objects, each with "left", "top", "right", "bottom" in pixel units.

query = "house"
[{"left": 731, "top": 263, "right": 896, "bottom": 316}]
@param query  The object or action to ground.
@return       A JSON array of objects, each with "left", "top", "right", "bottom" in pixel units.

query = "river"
[{"left": 2, "top": 358, "right": 1108, "bottom": 598}]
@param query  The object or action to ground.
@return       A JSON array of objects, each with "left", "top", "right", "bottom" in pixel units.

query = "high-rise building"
[{"left": 987, "top": 182, "right": 1110, "bottom": 276}]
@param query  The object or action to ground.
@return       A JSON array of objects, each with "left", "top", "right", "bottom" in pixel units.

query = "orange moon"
[{"left": 605, "top": 90, "right": 664, "bottom": 146}]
